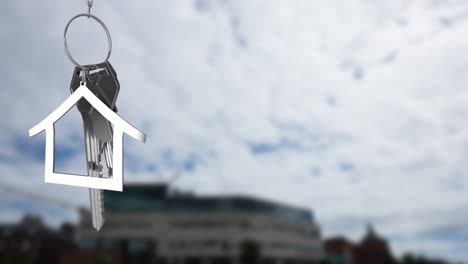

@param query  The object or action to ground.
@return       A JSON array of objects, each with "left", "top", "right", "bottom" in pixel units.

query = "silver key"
[
  {"left": 83, "top": 114, "right": 105, "bottom": 230},
  {"left": 72, "top": 62, "right": 119, "bottom": 231},
  {"left": 84, "top": 112, "right": 114, "bottom": 230}
]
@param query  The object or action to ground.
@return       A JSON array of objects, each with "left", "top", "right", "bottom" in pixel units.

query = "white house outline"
[{"left": 29, "top": 82, "right": 146, "bottom": 192}]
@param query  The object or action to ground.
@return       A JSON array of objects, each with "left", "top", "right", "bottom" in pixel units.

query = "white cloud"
[{"left": 1, "top": 0, "right": 468, "bottom": 262}]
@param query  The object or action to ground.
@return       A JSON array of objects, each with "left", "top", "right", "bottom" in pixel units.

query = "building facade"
[
  {"left": 324, "top": 225, "right": 395, "bottom": 264},
  {"left": 78, "top": 184, "right": 325, "bottom": 264},
  {"left": 0, "top": 215, "right": 76, "bottom": 264}
]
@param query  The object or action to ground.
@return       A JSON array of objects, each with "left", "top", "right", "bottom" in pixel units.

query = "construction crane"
[
  {"left": 0, "top": 169, "right": 183, "bottom": 213},
  {"left": 167, "top": 169, "right": 182, "bottom": 187},
  {"left": 0, "top": 180, "right": 86, "bottom": 212}
]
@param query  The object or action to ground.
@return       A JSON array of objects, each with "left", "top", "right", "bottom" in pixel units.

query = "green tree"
[
  {"left": 8, "top": 255, "right": 32, "bottom": 264},
  {"left": 89, "top": 255, "right": 111, "bottom": 264},
  {"left": 240, "top": 239, "right": 261, "bottom": 264}
]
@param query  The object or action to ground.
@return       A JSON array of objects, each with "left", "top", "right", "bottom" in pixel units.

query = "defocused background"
[{"left": 1, "top": 0, "right": 468, "bottom": 263}]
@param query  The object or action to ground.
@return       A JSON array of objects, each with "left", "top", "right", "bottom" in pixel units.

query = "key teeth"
[
  {"left": 97, "top": 190, "right": 105, "bottom": 231},
  {"left": 100, "top": 190, "right": 105, "bottom": 215}
]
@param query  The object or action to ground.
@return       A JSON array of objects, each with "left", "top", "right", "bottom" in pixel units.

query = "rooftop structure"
[{"left": 78, "top": 184, "right": 325, "bottom": 264}]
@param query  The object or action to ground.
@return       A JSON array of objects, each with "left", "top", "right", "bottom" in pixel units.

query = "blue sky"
[{"left": 1, "top": 0, "right": 468, "bottom": 262}]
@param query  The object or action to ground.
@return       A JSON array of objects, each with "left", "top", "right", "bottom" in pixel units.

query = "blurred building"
[
  {"left": 354, "top": 225, "right": 394, "bottom": 264},
  {"left": 0, "top": 215, "right": 76, "bottom": 264},
  {"left": 77, "top": 184, "right": 325, "bottom": 264},
  {"left": 324, "top": 225, "right": 395, "bottom": 264},
  {"left": 324, "top": 237, "right": 355, "bottom": 264}
]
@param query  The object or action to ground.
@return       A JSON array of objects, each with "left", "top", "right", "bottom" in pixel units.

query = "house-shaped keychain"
[{"left": 29, "top": 83, "right": 146, "bottom": 192}]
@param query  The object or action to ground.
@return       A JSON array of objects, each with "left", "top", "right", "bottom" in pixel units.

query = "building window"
[
  {"left": 101, "top": 239, "right": 116, "bottom": 249},
  {"left": 80, "top": 238, "right": 97, "bottom": 249},
  {"left": 127, "top": 240, "right": 149, "bottom": 253},
  {"left": 172, "top": 221, "right": 227, "bottom": 229}
]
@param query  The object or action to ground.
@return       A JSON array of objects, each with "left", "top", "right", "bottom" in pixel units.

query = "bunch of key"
[{"left": 70, "top": 61, "right": 119, "bottom": 230}]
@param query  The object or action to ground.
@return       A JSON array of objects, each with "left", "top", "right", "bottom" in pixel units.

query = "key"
[
  {"left": 82, "top": 61, "right": 119, "bottom": 179},
  {"left": 70, "top": 61, "right": 120, "bottom": 230},
  {"left": 77, "top": 65, "right": 118, "bottom": 230},
  {"left": 71, "top": 62, "right": 119, "bottom": 111},
  {"left": 78, "top": 62, "right": 119, "bottom": 176},
  {"left": 76, "top": 62, "right": 119, "bottom": 230}
]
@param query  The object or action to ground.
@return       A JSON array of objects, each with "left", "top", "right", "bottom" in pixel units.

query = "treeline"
[{"left": 398, "top": 253, "right": 462, "bottom": 264}]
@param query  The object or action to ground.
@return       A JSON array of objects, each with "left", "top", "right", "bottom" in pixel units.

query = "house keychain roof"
[{"left": 29, "top": 82, "right": 146, "bottom": 192}]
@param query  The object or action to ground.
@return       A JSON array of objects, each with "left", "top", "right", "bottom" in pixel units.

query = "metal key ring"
[{"left": 64, "top": 13, "right": 112, "bottom": 68}]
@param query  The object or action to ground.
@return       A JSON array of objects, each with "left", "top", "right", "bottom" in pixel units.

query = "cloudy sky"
[{"left": 1, "top": 0, "right": 468, "bottom": 261}]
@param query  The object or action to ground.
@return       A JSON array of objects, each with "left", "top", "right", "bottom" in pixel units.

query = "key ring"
[
  {"left": 63, "top": 13, "right": 112, "bottom": 70},
  {"left": 87, "top": 0, "right": 93, "bottom": 18}
]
